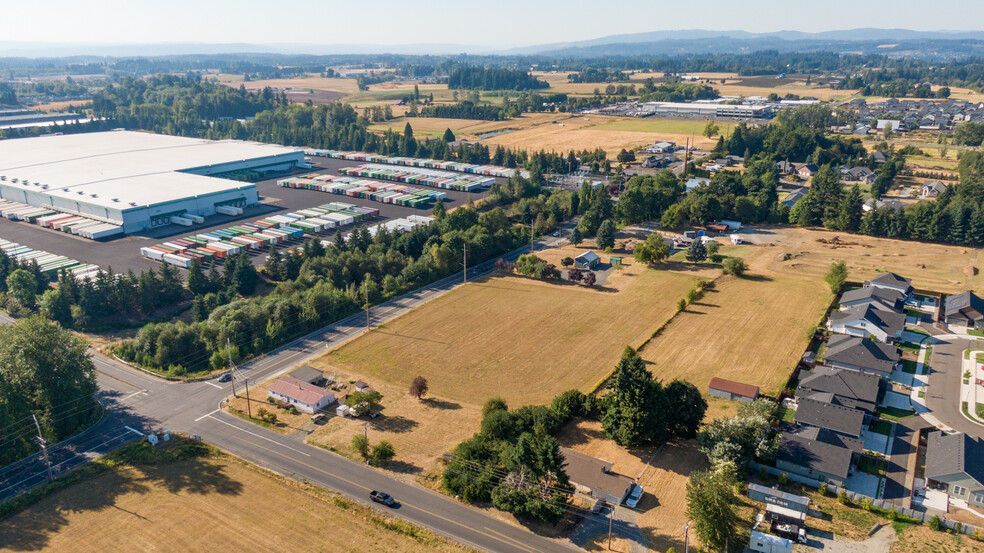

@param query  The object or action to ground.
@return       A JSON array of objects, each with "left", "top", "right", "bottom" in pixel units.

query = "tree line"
[
  {"left": 0, "top": 317, "right": 99, "bottom": 465},
  {"left": 447, "top": 66, "right": 549, "bottom": 90}
]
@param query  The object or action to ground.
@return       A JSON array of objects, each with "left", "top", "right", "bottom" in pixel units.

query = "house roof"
[
  {"left": 872, "top": 151, "right": 889, "bottom": 163},
  {"left": 747, "top": 483, "right": 811, "bottom": 508},
  {"left": 867, "top": 272, "right": 912, "bottom": 291},
  {"left": 268, "top": 377, "right": 333, "bottom": 406},
  {"left": 798, "top": 164, "right": 819, "bottom": 174},
  {"left": 289, "top": 365, "right": 323, "bottom": 384},
  {"left": 708, "top": 377, "right": 759, "bottom": 398},
  {"left": 777, "top": 430, "right": 855, "bottom": 479},
  {"left": 789, "top": 424, "right": 864, "bottom": 455},
  {"left": 923, "top": 180, "right": 947, "bottom": 194},
  {"left": 925, "top": 432, "right": 984, "bottom": 486},
  {"left": 828, "top": 304, "right": 906, "bottom": 338},
  {"left": 945, "top": 291, "right": 984, "bottom": 319},
  {"left": 798, "top": 365, "right": 881, "bottom": 404},
  {"left": 822, "top": 334, "right": 899, "bottom": 375},
  {"left": 575, "top": 251, "right": 600, "bottom": 263},
  {"left": 560, "top": 447, "right": 634, "bottom": 499},
  {"left": 794, "top": 396, "right": 865, "bottom": 437},
  {"left": 840, "top": 286, "right": 904, "bottom": 309}
]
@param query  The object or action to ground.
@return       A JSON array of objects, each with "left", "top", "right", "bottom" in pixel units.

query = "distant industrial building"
[
  {"left": 0, "top": 108, "right": 85, "bottom": 130},
  {"left": 639, "top": 101, "right": 778, "bottom": 119},
  {"left": 0, "top": 131, "right": 304, "bottom": 233}
]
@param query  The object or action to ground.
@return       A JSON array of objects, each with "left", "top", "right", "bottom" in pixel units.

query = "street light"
[{"left": 683, "top": 520, "right": 693, "bottom": 553}]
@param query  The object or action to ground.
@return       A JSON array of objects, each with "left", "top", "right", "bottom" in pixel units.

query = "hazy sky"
[{"left": 3, "top": 0, "right": 983, "bottom": 48}]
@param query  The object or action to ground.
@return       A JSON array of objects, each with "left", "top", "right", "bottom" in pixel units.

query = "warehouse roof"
[{"left": 0, "top": 131, "right": 302, "bottom": 211}]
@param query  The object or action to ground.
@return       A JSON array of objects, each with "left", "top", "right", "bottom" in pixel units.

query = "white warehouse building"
[{"left": 0, "top": 130, "right": 305, "bottom": 233}]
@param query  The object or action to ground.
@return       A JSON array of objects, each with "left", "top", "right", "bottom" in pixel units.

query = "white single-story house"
[
  {"left": 921, "top": 180, "right": 947, "bottom": 197},
  {"left": 268, "top": 376, "right": 335, "bottom": 414},
  {"left": 827, "top": 304, "right": 905, "bottom": 344}
]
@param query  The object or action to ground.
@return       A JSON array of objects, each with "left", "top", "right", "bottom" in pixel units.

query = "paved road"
[{"left": 0, "top": 229, "right": 584, "bottom": 553}]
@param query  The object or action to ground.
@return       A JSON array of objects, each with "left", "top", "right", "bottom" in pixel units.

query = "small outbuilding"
[
  {"left": 708, "top": 377, "right": 760, "bottom": 402},
  {"left": 289, "top": 365, "right": 324, "bottom": 385},
  {"left": 574, "top": 251, "right": 601, "bottom": 270},
  {"left": 748, "top": 531, "right": 793, "bottom": 553}
]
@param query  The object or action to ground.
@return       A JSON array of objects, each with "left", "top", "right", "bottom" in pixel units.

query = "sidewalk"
[{"left": 959, "top": 349, "right": 984, "bottom": 426}]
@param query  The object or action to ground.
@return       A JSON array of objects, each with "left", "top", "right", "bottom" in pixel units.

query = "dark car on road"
[
  {"left": 369, "top": 490, "right": 396, "bottom": 507},
  {"left": 218, "top": 372, "right": 232, "bottom": 383}
]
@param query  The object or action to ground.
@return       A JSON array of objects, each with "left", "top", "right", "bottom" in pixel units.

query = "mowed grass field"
[
  {"left": 587, "top": 118, "right": 736, "bottom": 136},
  {"left": 322, "top": 268, "right": 697, "bottom": 408},
  {"left": 0, "top": 457, "right": 472, "bottom": 553}
]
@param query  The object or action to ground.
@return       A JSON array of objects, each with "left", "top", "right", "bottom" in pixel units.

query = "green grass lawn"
[
  {"left": 856, "top": 454, "right": 887, "bottom": 477},
  {"left": 878, "top": 406, "right": 915, "bottom": 421},
  {"left": 868, "top": 419, "right": 893, "bottom": 436},
  {"left": 899, "top": 342, "right": 921, "bottom": 354},
  {"left": 901, "top": 359, "right": 919, "bottom": 374},
  {"left": 586, "top": 118, "right": 737, "bottom": 135},
  {"left": 779, "top": 406, "right": 796, "bottom": 423},
  {"left": 969, "top": 329, "right": 984, "bottom": 337}
]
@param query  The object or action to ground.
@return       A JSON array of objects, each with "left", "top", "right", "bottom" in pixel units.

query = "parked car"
[
  {"left": 217, "top": 372, "right": 232, "bottom": 383},
  {"left": 591, "top": 499, "right": 607, "bottom": 514},
  {"left": 624, "top": 484, "right": 643, "bottom": 508},
  {"left": 370, "top": 490, "right": 396, "bottom": 507}
]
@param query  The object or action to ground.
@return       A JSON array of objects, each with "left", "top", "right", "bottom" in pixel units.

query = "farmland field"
[
  {"left": 586, "top": 118, "right": 736, "bottom": 136},
  {"left": 637, "top": 272, "right": 830, "bottom": 418},
  {"left": 0, "top": 453, "right": 472, "bottom": 553},
  {"left": 481, "top": 114, "right": 721, "bottom": 155},
  {"left": 321, "top": 264, "right": 697, "bottom": 408}
]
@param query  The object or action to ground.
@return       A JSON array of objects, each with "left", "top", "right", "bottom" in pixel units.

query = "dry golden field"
[
  {"left": 303, "top": 367, "right": 482, "bottom": 479},
  {"left": 213, "top": 73, "right": 362, "bottom": 95},
  {"left": 0, "top": 457, "right": 473, "bottom": 553},
  {"left": 637, "top": 272, "right": 829, "bottom": 417},
  {"left": 322, "top": 265, "right": 697, "bottom": 408}
]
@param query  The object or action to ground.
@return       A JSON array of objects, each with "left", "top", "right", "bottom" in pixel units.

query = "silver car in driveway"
[{"left": 624, "top": 484, "right": 643, "bottom": 508}]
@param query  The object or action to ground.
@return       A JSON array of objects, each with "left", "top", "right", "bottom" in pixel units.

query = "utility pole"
[
  {"left": 32, "top": 415, "right": 54, "bottom": 483},
  {"left": 364, "top": 280, "right": 370, "bottom": 330},
  {"left": 462, "top": 243, "right": 467, "bottom": 284},
  {"left": 227, "top": 337, "right": 237, "bottom": 398},
  {"left": 607, "top": 504, "right": 614, "bottom": 550},
  {"left": 244, "top": 378, "right": 252, "bottom": 419},
  {"left": 683, "top": 520, "right": 693, "bottom": 553}
]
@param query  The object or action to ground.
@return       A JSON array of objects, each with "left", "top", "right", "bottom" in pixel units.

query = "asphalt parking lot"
[{"left": 0, "top": 156, "right": 495, "bottom": 276}]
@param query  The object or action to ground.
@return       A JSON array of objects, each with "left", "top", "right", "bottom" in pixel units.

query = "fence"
[{"left": 750, "top": 462, "right": 982, "bottom": 536}]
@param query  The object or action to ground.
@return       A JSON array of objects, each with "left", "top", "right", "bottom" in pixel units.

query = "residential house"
[
  {"left": 921, "top": 180, "right": 948, "bottom": 197},
  {"left": 827, "top": 304, "right": 906, "bottom": 343},
  {"left": 793, "top": 396, "right": 866, "bottom": 438},
  {"left": 708, "top": 377, "right": 760, "bottom": 402},
  {"left": 875, "top": 119, "right": 902, "bottom": 132},
  {"left": 865, "top": 272, "right": 914, "bottom": 297},
  {"left": 862, "top": 198, "right": 904, "bottom": 212},
  {"left": 267, "top": 377, "right": 335, "bottom": 414},
  {"left": 839, "top": 286, "right": 905, "bottom": 312},
  {"left": 781, "top": 189, "right": 806, "bottom": 208},
  {"left": 561, "top": 447, "right": 635, "bottom": 505},
  {"left": 841, "top": 166, "right": 876, "bottom": 185},
  {"left": 821, "top": 334, "right": 900, "bottom": 379},
  {"left": 776, "top": 425, "right": 863, "bottom": 486},
  {"left": 684, "top": 177, "right": 710, "bottom": 193},
  {"left": 925, "top": 431, "right": 984, "bottom": 507},
  {"left": 871, "top": 151, "right": 889, "bottom": 164},
  {"left": 574, "top": 251, "right": 601, "bottom": 270},
  {"left": 289, "top": 365, "right": 324, "bottom": 385},
  {"left": 776, "top": 161, "right": 795, "bottom": 174},
  {"left": 944, "top": 291, "right": 984, "bottom": 329},
  {"left": 725, "top": 155, "right": 745, "bottom": 166},
  {"left": 796, "top": 366, "right": 881, "bottom": 414},
  {"left": 641, "top": 155, "right": 675, "bottom": 169},
  {"left": 797, "top": 164, "right": 819, "bottom": 178}
]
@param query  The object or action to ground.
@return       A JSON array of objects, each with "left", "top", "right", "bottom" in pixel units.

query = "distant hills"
[{"left": 1, "top": 29, "right": 983, "bottom": 58}]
